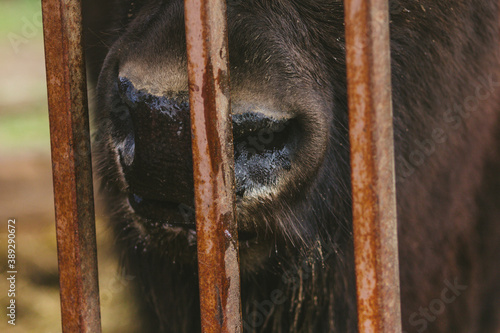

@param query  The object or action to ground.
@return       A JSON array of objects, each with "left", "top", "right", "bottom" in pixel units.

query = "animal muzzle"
[{"left": 113, "top": 75, "right": 300, "bottom": 225}]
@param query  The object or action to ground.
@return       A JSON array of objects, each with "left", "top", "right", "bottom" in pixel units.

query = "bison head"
[{"left": 93, "top": 0, "right": 350, "bottom": 272}]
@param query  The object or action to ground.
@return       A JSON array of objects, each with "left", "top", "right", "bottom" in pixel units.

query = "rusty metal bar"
[
  {"left": 184, "top": 0, "right": 243, "bottom": 332},
  {"left": 344, "top": 0, "right": 402, "bottom": 332},
  {"left": 41, "top": 0, "right": 101, "bottom": 332}
]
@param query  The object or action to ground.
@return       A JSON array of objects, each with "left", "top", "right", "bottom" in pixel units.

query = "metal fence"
[{"left": 41, "top": 0, "right": 402, "bottom": 332}]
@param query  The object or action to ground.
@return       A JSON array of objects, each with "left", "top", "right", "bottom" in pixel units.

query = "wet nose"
[
  {"left": 115, "top": 76, "right": 300, "bottom": 206},
  {"left": 116, "top": 76, "right": 194, "bottom": 205}
]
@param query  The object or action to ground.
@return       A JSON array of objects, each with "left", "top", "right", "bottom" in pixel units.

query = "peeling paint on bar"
[
  {"left": 41, "top": 0, "right": 102, "bottom": 332},
  {"left": 184, "top": 0, "right": 243, "bottom": 332},
  {"left": 344, "top": 0, "right": 403, "bottom": 332}
]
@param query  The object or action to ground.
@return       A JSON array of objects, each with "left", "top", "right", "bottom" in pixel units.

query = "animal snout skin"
[
  {"left": 115, "top": 76, "right": 194, "bottom": 207},
  {"left": 114, "top": 75, "right": 303, "bottom": 203}
]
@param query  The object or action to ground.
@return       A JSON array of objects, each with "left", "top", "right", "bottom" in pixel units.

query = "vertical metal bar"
[
  {"left": 344, "top": 0, "right": 402, "bottom": 332},
  {"left": 184, "top": 0, "right": 243, "bottom": 332},
  {"left": 41, "top": 0, "right": 101, "bottom": 332}
]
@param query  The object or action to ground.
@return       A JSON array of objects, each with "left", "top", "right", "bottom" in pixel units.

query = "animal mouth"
[
  {"left": 127, "top": 193, "right": 258, "bottom": 242},
  {"left": 127, "top": 193, "right": 192, "bottom": 225}
]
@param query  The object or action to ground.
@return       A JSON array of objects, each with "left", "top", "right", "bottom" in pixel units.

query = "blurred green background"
[{"left": 0, "top": 1, "right": 139, "bottom": 332}]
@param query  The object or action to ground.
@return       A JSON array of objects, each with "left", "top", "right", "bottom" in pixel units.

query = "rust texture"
[
  {"left": 41, "top": 0, "right": 101, "bottom": 332},
  {"left": 345, "top": 0, "right": 402, "bottom": 332},
  {"left": 184, "top": 0, "right": 243, "bottom": 332}
]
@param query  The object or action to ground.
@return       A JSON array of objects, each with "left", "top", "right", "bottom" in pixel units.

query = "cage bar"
[
  {"left": 344, "top": 0, "right": 402, "bottom": 332},
  {"left": 184, "top": 0, "right": 243, "bottom": 332},
  {"left": 40, "top": 0, "right": 403, "bottom": 330},
  {"left": 41, "top": 0, "right": 101, "bottom": 332}
]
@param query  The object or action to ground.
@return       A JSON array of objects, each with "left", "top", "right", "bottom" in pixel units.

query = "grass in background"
[
  {"left": 0, "top": 0, "right": 42, "bottom": 34},
  {"left": 0, "top": 1, "right": 140, "bottom": 332},
  {"left": 0, "top": 108, "right": 50, "bottom": 153},
  {"left": 0, "top": 0, "right": 49, "bottom": 153}
]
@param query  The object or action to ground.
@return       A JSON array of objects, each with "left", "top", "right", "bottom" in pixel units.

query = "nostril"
[
  {"left": 232, "top": 112, "right": 301, "bottom": 198},
  {"left": 233, "top": 113, "right": 288, "bottom": 141},
  {"left": 232, "top": 113, "right": 300, "bottom": 156}
]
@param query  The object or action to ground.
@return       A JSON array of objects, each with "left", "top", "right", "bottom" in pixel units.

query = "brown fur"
[{"left": 84, "top": 1, "right": 500, "bottom": 332}]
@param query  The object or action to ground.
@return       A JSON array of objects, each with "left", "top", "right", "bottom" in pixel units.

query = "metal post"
[
  {"left": 344, "top": 0, "right": 402, "bottom": 332},
  {"left": 184, "top": 0, "right": 243, "bottom": 332},
  {"left": 41, "top": 0, "right": 101, "bottom": 332}
]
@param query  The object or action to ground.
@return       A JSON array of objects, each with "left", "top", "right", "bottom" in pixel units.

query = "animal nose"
[
  {"left": 115, "top": 76, "right": 194, "bottom": 207},
  {"left": 114, "top": 76, "right": 301, "bottom": 208}
]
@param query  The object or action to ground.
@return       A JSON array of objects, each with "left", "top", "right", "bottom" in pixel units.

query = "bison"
[{"left": 84, "top": 0, "right": 500, "bottom": 332}]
